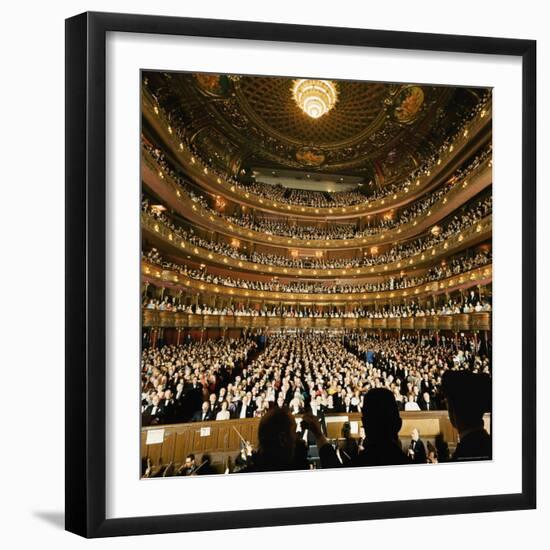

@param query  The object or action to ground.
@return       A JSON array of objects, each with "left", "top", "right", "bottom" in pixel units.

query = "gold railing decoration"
[
  {"left": 143, "top": 91, "right": 492, "bottom": 218},
  {"left": 143, "top": 310, "right": 491, "bottom": 331},
  {"left": 142, "top": 260, "right": 492, "bottom": 304},
  {"left": 142, "top": 211, "right": 492, "bottom": 278},
  {"left": 142, "top": 149, "right": 492, "bottom": 250}
]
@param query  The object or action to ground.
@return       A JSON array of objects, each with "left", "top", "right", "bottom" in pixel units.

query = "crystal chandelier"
[{"left": 292, "top": 79, "right": 338, "bottom": 119}]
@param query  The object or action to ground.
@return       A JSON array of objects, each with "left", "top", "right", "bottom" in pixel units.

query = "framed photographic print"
[{"left": 65, "top": 11, "right": 536, "bottom": 538}]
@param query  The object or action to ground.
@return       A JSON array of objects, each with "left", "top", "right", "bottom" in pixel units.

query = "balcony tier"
[
  {"left": 143, "top": 310, "right": 491, "bottom": 332},
  {"left": 143, "top": 211, "right": 492, "bottom": 279},
  {"left": 143, "top": 152, "right": 492, "bottom": 251},
  {"left": 142, "top": 262, "right": 492, "bottom": 304},
  {"left": 143, "top": 92, "right": 492, "bottom": 219}
]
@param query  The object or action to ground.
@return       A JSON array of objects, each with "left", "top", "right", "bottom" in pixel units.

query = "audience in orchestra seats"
[
  {"left": 404, "top": 394, "right": 421, "bottom": 411},
  {"left": 408, "top": 428, "right": 428, "bottom": 464},
  {"left": 142, "top": 336, "right": 492, "bottom": 475},
  {"left": 141, "top": 332, "right": 491, "bottom": 430},
  {"left": 215, "top": 401, "right": 231, "bottom": 421},
  {"left": 192, "top": 401, "right": 215, "bottom": 422},
  {"left": 141, "top": 337, "right": 257, "bottom": 424},
  {"left": 441, "top": 370, "right": 492, "bottom": 461}
]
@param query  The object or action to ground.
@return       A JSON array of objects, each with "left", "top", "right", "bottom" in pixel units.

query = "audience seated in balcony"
[
  {"left": 142, "top": 245, "right": 491, "bottom": 296},
  {"left": 142, "top": 88, "right": 490, "bottom": 210},
  {"left": 141, "top": 193, "right": 492, "bottom": 270}
]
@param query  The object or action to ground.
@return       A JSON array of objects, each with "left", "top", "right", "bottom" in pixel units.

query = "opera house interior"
[{"left": 140, "top": 72, "right": 493, "bottom": 478}]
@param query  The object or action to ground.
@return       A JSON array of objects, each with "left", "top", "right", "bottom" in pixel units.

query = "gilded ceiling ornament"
[
  {"left": 194, "top": 73, "right": 231, "bottom": 96},
  {"left": 295, "top": 147, "right": 326, "bottom": 166},
  {"left": 291, "top": 79, "right": 339, "bottom": 119},
  {"left": 393, "top": 86, "right": 425, "bottom": 124}
]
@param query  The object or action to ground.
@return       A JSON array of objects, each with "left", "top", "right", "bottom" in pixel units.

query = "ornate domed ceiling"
[
  {"left": 144, "top": 71, "right": 486, "bottom": 185},
  {"left": 235, "top": 77, "right": 389, "bottom": 145}
]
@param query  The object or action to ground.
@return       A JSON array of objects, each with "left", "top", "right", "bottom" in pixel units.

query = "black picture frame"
[{"left": 65, "top": 11, "right": 536, "bottom": 538}]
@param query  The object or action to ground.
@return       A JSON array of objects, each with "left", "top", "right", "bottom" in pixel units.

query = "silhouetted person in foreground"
[
  {"left": 337, "top": 422, "right": 359, "bottom": 465},
  {"left": 434, "top": 433, "right": 450, "bottom": 462},
  {"left": 196, "top": 453, "right": 216, "bottom": 475},
  {"left": 237, "top": 407, "right": 309, "bottom": 473},
  {"left": 441, "top": 371, "right": 492, "bottom": 461},
  {"left": 304, "top": 388, "right": 409, "bottom": 468}
]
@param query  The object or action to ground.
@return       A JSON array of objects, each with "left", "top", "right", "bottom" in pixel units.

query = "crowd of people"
[
  {"left": 144, "top": 141, "right": 491, "bottom": 243},
  {"left": 142, "top": 245, "right": 491, "bottom": 296},
  {"left": 141, "top": 83, "right": 494, "bottom": 477},
  {"left": 143, "top": 294, "right": 492, "bottom": 318},
  {"left": 142, "top": 191, "right": 492, "bottom": 271},
  {"left": 141, "top": 332, "right": 491, "bottom": 434},
  {"left": 144, "top": 365, "right": 491, "bottom": 477},
  {"left": 241, "top": 181, "right": 369, "bottom": 208},
  {"left": 144, "top": 86, "right": 490, "bottom": 210}
]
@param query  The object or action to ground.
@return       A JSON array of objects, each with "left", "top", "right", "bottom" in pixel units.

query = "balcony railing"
[
  {"left": 142, "top": 310, "right": 491, "bottom": 331},
  {"left": 142, "top": 260, "right": 492, "bottom": 304},
  {"left": 142, "top": 148, "right": 492, "bottom": 250},
  {"left": 142, "top": 211, "right": 492, "bottom": 279},
  {"left": 143, "top": 91, "right": 492, "bottom": 219}
]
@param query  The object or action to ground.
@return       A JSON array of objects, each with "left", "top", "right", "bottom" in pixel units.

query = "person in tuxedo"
[
  {"left": 407, "top": 428, "right": 427, "bottom": 464},
  {"left": 441, "top": 371, "right": 492, "bottom": 461},
  {"left": 172, "top": 381, "right": 187, "bottom": 423},
  {"left": 183, "top": 377, "right": 204, "bottom": 422},
  {"left": 358, "top": 426, "right": 367, "bottom": 453},
  {"left": 342, "top": 395, "right": 359, "bottom": 413},
  {"left": 236, "top": 395, "right": 255, "bottom": 419},
  {"left": 192, "top": 401, "right": 214, "bottom": 422},
  {"left": 142, "top": 394, "right": 164, "bottom": 426},
  {"left": 208, "top": 393, "right": 220, "bottom": 417},
  {"left": 309, "top": 395, "right": 327, "bottom": 435},
  {"left": 177, "top": 454, "right": 197, "bottom": 476},
  {"left": 420, "top": 373, "right": 433, "bottom": 396},
  {"left": 419, "top": 391, "right": 434, "bottom": 411},
  {"left": 161, "top": 389, "right": 176, "bottom": 424},
  {"left": 234, "top": 440, "right": 254, "bottom": 472}
]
